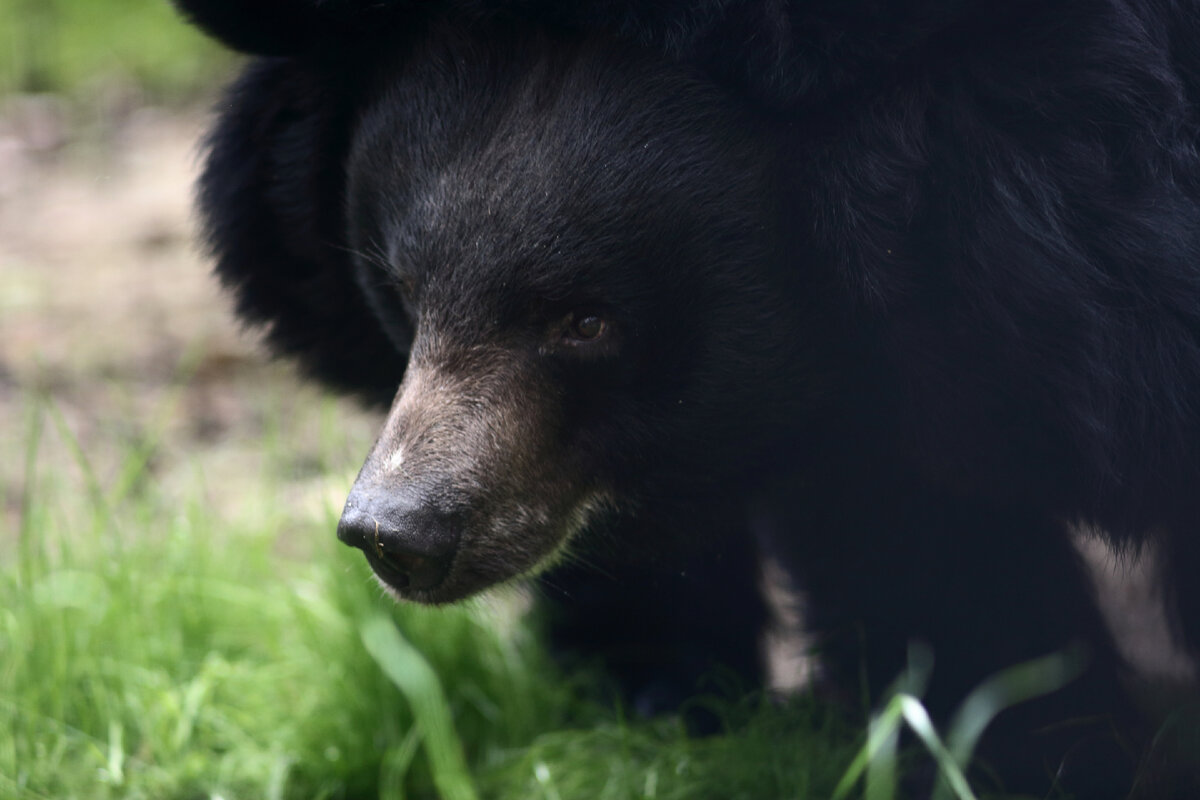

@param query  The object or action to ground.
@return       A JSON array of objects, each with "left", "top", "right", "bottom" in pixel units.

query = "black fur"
[{"left": 178, "top": 0, "right": 1200, "bottom": 793}]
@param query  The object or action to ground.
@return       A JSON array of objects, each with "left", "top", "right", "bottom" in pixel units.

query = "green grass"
[
  {"left": 0, "top": 0, "right": 232, "bottom": 98},
  {"left": 1, "top": 387, "right": 864, "bottom": 800},
  {"left": 0, "top": 344, "right": 1067, "bottom": 799}
]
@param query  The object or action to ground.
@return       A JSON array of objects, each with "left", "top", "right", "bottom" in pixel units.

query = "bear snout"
[{"left": 337, "top": 483, "right": 460, "bottom": 594}]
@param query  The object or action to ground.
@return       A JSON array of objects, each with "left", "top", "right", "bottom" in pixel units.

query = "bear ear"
[
  {"left": 199, "top": 56, "right": 408, "bottom": 404},
  {"left": 171, "top": 0, "right": 403, "bottom": 55}
]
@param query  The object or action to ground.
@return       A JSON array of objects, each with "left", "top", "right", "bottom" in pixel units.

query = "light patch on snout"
[
  {"left": 385, "top": 446, "right": 405, "bottom": 474},
  {"left": 357, "top": 361, "right": 473, "bottom": 488}
]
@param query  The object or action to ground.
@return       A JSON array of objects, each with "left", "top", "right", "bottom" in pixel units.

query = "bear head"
[{"left": 191, "top": 11, "right": 831, "bottom": 604}]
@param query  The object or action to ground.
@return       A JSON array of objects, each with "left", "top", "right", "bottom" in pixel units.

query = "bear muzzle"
[{"left": 334, "top": 354, "right": 591, "bottom": 602}]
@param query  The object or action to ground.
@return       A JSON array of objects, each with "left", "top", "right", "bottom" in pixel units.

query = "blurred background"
[{"left": 0, "top": 0, "right": 382, "bottom": 530}]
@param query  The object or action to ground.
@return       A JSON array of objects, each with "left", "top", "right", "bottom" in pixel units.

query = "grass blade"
[
  {"left": 360, "top": 614, "right": 480, "bottom": 800},
  {"left": 899, "top": 696, "right": 976, "bottom": 800}
]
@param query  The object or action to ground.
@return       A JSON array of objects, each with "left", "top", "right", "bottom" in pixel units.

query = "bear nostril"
[{"left": 335, "top": 504, "right": 377, "bottom": 551}]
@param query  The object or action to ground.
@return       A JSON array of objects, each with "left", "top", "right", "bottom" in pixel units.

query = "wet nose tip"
[
  {"left": 337, "top": 491, "right": 458, "bottom": 591},
  {"left": 335, "top": 502, "right": 374, "bottom": 548}
]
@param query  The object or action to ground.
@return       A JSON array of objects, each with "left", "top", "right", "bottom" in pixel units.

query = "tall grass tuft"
[
  {"left": 1, "top": 392, "right": 568, "bottom": 798},
  {"left": 0, "top": 389, "right": 862, "bottom": 799}
]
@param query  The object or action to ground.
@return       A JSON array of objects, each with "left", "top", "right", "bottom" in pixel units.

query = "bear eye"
[{"left": 565, "top": 313, "right": 608, "bottom": 343}]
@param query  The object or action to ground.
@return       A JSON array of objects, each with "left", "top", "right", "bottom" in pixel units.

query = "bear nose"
[{"left": 336, "top": 485, "right": 459, "bottom": 591}]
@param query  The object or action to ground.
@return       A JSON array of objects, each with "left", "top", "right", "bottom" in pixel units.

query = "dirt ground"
[
  {"left": 0, "top": 97, "right": 381, "bottom": 542},
  {"left": 1, "top": 103, "right": 241, "bottom": 386}
]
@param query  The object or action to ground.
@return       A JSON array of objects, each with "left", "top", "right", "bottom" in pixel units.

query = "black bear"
[{"left": 174, "top": 0, "right": 1200, "bottom": 794}]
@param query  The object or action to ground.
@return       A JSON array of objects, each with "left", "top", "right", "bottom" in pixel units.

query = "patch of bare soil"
[{"left": 0, "top": 98, "right": 380, "bottom": 542}]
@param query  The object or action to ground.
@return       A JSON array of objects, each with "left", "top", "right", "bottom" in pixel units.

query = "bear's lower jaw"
[
  {"left": 365, "top": 556, "right": 510, "bottom": 606},
  {"left": 370, "top": 567, "right": 462, "bottom": 605},
  {"left": 367, "top": 545, "right": 563, "bottom": 606}
]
